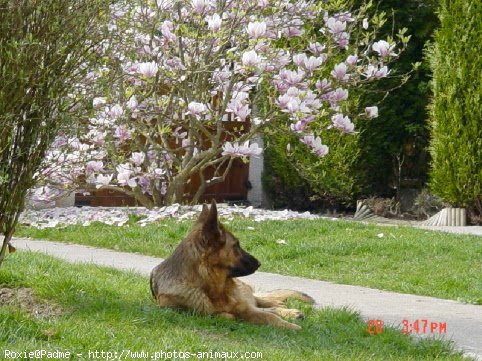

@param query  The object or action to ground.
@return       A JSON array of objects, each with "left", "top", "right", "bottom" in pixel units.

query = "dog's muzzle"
[{"left": 229, "top": 250, "right": 261, "bottom": 278}]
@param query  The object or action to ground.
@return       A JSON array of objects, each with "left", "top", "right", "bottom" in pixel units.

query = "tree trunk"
[{"left": 165, "top": 177, "right": 186, "bottom": 205}]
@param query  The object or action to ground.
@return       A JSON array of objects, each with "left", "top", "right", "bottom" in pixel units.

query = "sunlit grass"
[
  {"left": 0, "top": 252, "right": 466, "bottom": 361},
  {"left": 15, "top": 217, "right": 482, "bottom": 304}
]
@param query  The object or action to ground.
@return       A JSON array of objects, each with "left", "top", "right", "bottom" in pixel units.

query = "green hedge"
[
  {"left": 428, "top": 0, "right": 482, "bottom": 207},
  {"left": 262, "top": 127, "right": 362, "bottom": 210}
]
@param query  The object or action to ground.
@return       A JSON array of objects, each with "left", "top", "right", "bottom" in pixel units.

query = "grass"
[
  {"left": 15, "top": 217, "right": 482, "bottom": 305},
  {"left": 0, "top": 251, "right": 467, "bottom": 361}
]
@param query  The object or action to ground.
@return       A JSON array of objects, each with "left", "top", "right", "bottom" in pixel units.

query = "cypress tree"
[{"left": 428, "top": 0, "right": 482, "bottom": 210}]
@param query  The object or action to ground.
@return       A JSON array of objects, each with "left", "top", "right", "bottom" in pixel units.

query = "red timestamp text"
[{"left": 402, "top": 319, "right": 447, "bottom": 334}]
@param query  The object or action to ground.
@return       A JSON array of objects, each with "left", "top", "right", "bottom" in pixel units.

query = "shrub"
[
  {"left": 427, "top": 0, "right": 482, "bottom": 210},
  {"left": 0, "top": 0, "right": 110, "bottom": 267},
  {"left": 263, "top": 122, "right": 362, "bottom": 210}
]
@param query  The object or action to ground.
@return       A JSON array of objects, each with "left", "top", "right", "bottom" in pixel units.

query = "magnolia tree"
[{"left": 32, "top": 0, "right": 407, "bottom": 207}]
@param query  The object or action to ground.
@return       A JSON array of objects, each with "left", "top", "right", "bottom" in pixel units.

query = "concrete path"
[
  {"left": 417, "top": 226, "right": 482, "bottom": 236},
  {"left": 12, "top": 237, "right": 482, "bottom": 360}
]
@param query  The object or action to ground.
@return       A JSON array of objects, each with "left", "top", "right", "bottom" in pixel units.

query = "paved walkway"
[{"left": 12, "top": 237, "right": 482, "bottom": 360}]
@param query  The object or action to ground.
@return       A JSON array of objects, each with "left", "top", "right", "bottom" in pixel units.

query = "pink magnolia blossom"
[
  {"left": 242, "top": 50, "right": 261, "bottom": 67},
  {"left": 116, "top": 164, "right": 137, "bottom": 187},
  {"left": 330, "top": 88, "right": 349, "bottom": 103},
  {"left": 346, "top": 55, "right": 358, "bottom": 66},
  {"left": 308, "top": 42, "right": 325, "bottom": 55},
  {"left": 114, "top": 125, "right": 132, "bottom": 142},
  {"left": 365, "top": 106, "right": 379, "bottom": 118},
  {"left": 95, "top": 174, "right": 113, "bottom": 189},
  {"left": 293, "top": 53, "right": 308, "bottom": 67},
  {"left": 375, "top": 65, "right": 390, "bottom": 78},
  {"left": 301, "top": 135, "right": 329, "bottom": 157},
  {"left": 206, "top": 13, "right": 222, "bottom": 32},
  {"left": 331, "top": 62, "right": 349, "bottom": 82},
  {"left": 280, "top": 69, "right": 305, "bottom": 87},
  {"left": 126, "top": 96, "right": 138, "bottom": 110},
  {"left": 290, "top": 121, "right": 305, "bottom": 133},
  {"left": 284, "top": 97, "right": 301, "bottom": 114},
  {"left": 303, "top": 56, "right": 324, "bottom": 71},
  {"left": 257, "top": 0, "right": 269, "bottom": 8},
  {"left": 131, "top": 152, "right": 146, "bottom": 166},
  {"left": 290, "top": 115, "right": 315, "bottom": 133},
  {"left": 191, "top": 0, "right": 208, "bottom": 14},
  {"left": 325, "top": 17, "right": 346, "bottom": 34},
  {"left": 138, "top": 176, "right": 152, "bottom": 194},
  {"left": 331, "top": 113, "right": 355, "bottom": 133},
  {"left": 86, "top": 160, "right": 104, "bottom": 175},
  {"left": 247, "top": 21, "right": 267, "bottom": 38},
  {"left": 161, "top": 20, "right": 176, "bottom": 42},
  {"left": 233, "top": 104, "right": 251, "bottom": 122},
  {"left": 284, "top": 19, "right": 304, "bottom": 38},
  {"left": 334, "top": 12, "right": 355, "bottom": 22},
  {"left": 316, "top": 78, "right": 331, "bottom": 91},
  {"left": 109, "top": 104, "right": 124, "bottom": 119},
  {"left": 336, "top": 32, "right": 350, "bottom": 49},
  {"left": 276, "top": 93, "right": 293, "bottom": 108},
  {"left": 138, "top": 61, "right": 158, "bottom": 78},
  {"left": 365, "top": 65, "right": 390, "bottom": 79},
  {"left": 372, "top": 40, "right": 396, "bottom": 58},
  {"left": 186, "top": 101, "right": 208, "bottom": 115},
  {"left": 222, "top": 141, "right": 262, "bottom": 157},
  {"left": 30, "top": 186, "right": 62, "bottom": 203}
]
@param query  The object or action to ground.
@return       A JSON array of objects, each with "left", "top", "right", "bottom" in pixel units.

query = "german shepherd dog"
[{"left": 150, "top": 200, "right": 314, "bottom": 330}]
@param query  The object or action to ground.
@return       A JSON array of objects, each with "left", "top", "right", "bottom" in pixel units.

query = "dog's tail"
[{"left": 149, "top": 276, "right": 156, "bottom": 299}]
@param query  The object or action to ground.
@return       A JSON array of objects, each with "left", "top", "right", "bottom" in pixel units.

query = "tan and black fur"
[{"left": 150, "top": 200, "right": 314, "bottom": 330}]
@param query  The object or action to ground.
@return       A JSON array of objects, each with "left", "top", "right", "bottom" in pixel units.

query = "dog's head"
[{"left": 196, "top": 200, "right": 260, "bottom": 278}]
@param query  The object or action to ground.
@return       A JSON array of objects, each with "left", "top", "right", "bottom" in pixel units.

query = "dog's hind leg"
[{"left": 254, "top": 289, "right": 315, "bottom": 308}]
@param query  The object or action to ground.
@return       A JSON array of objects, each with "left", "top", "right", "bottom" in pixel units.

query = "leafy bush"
[
  {"left": 427, "top": 0, "right": 482, "bottom": 210},
  {"left": 263, "top": 124, "right": 362, "bottom": 210},
  {"left": 263, "top": 0, "right": 439, "bottom": 210},
  {"left": 0, "top": 0, "right": 110, "bottom": 266}
]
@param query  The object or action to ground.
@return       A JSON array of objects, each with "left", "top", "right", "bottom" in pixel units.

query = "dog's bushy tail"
[{"left": 149, "top": 276, "right": 156, "bottom": 299}]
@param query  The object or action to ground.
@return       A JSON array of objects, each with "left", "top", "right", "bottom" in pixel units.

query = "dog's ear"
[
  {"left": 197, "top": 203, "right": 209, "bottom": 223},
  {"left": 201, "top": 200, "right": 221, "bottom": 245}
]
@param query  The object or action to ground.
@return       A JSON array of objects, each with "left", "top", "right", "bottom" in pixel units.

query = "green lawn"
[
  {"left": 15, "top": 217, "right": 482, "bottom": 304},
  {"left": 0, "top": 251, "right": 466, "bottom": 360}
]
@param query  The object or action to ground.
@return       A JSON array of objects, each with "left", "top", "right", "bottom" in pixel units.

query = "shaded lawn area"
[
  {"left": 0, "top": 252, "right": 466, "bottom": 361},
  {"left": 15, "top": 217, "right": 482, "bottom": 304}
]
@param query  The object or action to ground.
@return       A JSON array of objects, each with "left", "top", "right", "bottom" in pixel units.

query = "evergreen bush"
[{"left": 428, "top": 0, "right": 481, "bottom": 210}]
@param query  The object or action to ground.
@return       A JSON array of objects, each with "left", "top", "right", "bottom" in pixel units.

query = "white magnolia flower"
[
  {"left": 372, "top": 40, "right": 396, "bottom": 58},
  {"left": 138, "top": 61, "right": 158, "bottom": 78},
  {"left": 242, "top": 50, "right": 261, "bottom": 67},
  {"left": 186, "top": 101, "right": 208, "bottom": 115},
  {"left": 222, "top": 141, "right": 262, "bottom": 157},
  {"left": 332, "top": 113, "right": 355, "bottom": 133},
  {"left": 109, "top": 104, "right": 124, "bottom": 119},
  {"left": 130, "top": 152, "right": 145, "bottom": 166},
  {"left": 365, "top": 106, "right": 379, "bottom": 118},
  {"left": 95, "top": 174, "right": 113, "bottom": 189},
  {"left": 247, "top": 21, "right": 267, "bottom": 38},
  {"left": 126, "top": 96, "right": 138, "bottom": 110},
  {"left": 206, "top": 13, "right": 222, "bottom": 32}
]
